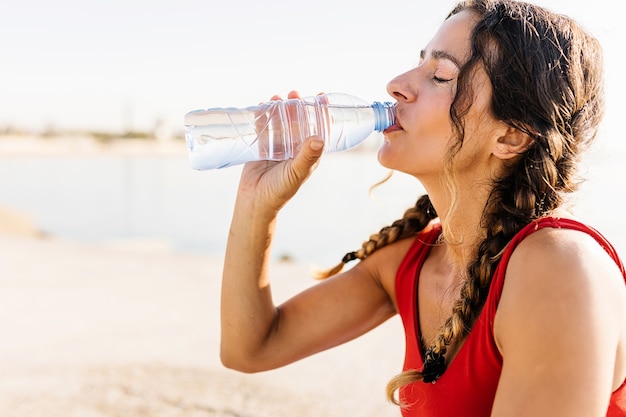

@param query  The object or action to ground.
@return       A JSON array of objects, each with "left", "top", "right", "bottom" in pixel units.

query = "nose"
[{"left": 386, "top": 69, "right": 416, "bottom": 103}]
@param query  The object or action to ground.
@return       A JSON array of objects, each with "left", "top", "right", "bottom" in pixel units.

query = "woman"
[{"left": 219, "top": 0, "right": 626, "bottom": 415}]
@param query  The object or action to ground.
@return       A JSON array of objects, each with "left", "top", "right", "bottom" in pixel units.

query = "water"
[{"left": 0, "top": 144, "right": 623, "bottom": 267}]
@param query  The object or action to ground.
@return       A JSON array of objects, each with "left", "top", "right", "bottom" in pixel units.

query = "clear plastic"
[{"left": 184, "top": 93, "right": 395, "bottom": 170}]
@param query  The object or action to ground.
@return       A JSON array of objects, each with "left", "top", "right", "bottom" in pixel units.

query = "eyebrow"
[{"left": 420, "top": 49, "right": 462, "bottom": 69}]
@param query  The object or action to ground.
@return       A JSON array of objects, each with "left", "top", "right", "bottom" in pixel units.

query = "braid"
[
  {"left": 387, "top": 145, "right": 564, "bottom": 404},
  {"left": 315, "top": 195, "right": 437, "bottom": 280}
]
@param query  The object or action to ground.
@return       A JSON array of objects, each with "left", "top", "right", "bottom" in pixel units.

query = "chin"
[
  {"left": 376, "top": 146, "right": 391, "bottom": 168},
  {"left": 376, "top": 147, "right": 400, "bottom": 171}
]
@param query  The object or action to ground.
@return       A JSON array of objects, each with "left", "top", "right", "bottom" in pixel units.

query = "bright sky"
[{"left": 1, "top": 0, "right": 624, "bottom": 143}]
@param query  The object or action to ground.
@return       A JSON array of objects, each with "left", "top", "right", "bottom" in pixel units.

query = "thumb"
[
  {"left": 289, "top": 136, "right": 325, "bottom": 180},
  {"left": 269, "top": 136, "right": 324, "bottom": 209}
]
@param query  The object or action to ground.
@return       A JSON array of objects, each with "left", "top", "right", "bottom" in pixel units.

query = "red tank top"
[{"left": 395, "top": 217, "right": 626, "bottom": 416}]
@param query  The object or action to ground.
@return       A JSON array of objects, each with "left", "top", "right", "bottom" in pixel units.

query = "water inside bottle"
[{"left": 186, "top": 123, "right": 261, "bottom": 169}]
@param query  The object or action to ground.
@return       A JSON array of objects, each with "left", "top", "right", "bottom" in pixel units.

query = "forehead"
[{"left": 424, "top": 9, "right": 478, "bottom": 66}]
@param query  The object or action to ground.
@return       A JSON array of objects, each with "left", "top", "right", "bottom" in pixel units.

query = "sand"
[
  {"left": 0, "top": 135, "right": 405, "bottom": 416},
  {"left": 0, "top": 227, "right": 405, "bottom": 416}
]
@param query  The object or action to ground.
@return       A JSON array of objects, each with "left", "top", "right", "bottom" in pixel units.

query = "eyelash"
[{"left": 433, "top": 76, "right": 453, "bottom": 84}]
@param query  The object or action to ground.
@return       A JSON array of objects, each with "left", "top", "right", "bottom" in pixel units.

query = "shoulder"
[
  {"left": 358, "top": 237, "right": 415, "bottom": 291},
  {"left": 492, "top": 222, "right": 626, "bottom": 410},
  {"left": 506, "top": 224, "right": 621, "bottom": 292},
  {"left": 495, "top": 222, "right": 625, "bottom": 351},
  {"left": 355, "top": 226, "right": 436, "bottom": 312}
]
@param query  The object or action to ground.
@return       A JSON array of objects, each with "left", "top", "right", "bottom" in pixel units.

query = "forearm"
[
  {"left": 219, "top": 136, "right": 325, "bottom": 371},
  {"left": 220, "top": 192, "right": 280, "bottom": 371}
]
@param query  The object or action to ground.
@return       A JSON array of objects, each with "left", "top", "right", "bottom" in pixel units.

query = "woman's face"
[{"left": 380, "top": 10, "right": 498, "bottom": 181}]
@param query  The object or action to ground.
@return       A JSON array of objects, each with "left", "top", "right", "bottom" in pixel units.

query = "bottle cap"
[{"left": 372, "top": 101, "right": 396, "bottom": 131}]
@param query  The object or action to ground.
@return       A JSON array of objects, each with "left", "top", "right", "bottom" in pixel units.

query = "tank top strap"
[{"left": 489, "top": 217, "right": 625, "bottom": 307}]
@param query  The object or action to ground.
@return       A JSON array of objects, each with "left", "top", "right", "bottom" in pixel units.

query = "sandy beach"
[
  {"left": 0, "top": 204, "right": 405, "bottom": 417},
  {"left": 1, "top": 134, "right": 622, "bottom": 417}
]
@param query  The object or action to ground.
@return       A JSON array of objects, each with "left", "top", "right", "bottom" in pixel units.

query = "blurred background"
[{"left": 0, "top": 0, "right": 624, "bottom": 263}]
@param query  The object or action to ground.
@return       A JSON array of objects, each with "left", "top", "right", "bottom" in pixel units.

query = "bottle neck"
[{"left": 372, "top": 101, "right": 396, "bottom": 131}]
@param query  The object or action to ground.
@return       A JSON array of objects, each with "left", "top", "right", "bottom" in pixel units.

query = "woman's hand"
[{"left": 237, "top": 91, "right": 325, "bottom": 212}]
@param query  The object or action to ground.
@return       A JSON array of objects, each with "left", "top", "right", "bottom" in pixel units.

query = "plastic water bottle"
[{"left": 184, "top": 93, "right": 395, "bottom": 170}]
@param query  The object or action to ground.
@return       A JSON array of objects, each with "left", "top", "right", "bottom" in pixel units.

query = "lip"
[{"left": 383, "top": 116, "right": 403, "bottom": 134}]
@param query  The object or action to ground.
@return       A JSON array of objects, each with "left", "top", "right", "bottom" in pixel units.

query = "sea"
[{"left": 0, "top": 138, "right": 623, "bottom": 267}]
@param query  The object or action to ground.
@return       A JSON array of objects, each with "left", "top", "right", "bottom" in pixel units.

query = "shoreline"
[{"left": 0, "top": 135, "right": 187, "bottom": 158}]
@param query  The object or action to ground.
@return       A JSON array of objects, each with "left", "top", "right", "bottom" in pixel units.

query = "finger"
[
  {"left": 287, "top": 90, "right": 301, "bottom": 99},
  {"left": 290, "top": 136, "right": 324, "bottom": 179}
]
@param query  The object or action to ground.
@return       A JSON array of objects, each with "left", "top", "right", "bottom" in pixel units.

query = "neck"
[{"left": 427, "top": 179, "right": 493, "bottom": 270}]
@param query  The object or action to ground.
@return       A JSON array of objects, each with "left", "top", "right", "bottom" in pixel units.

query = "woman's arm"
[
  {"left": 220, "top": 134, "right": 402, "bottom": 373},
  {"left": 220, "top": 133, "right": 323, "bottom": 371},
  {"left": 492, "top": 227, "right": 626, "bottom": 416}
]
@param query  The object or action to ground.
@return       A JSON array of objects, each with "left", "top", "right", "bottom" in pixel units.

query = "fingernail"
[{"left": 310, "top": 139, "right": 324, "bottom": 151}]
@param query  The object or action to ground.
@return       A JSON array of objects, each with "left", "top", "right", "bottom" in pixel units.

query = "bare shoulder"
[
  {"left": 494, "top": 223, "right": 626, "bottom": 396},
  {"left": 354, "top": 235, "right": 419, "bottom": 310},
  {"left": 498, "top": 225, "right": 625, "bottom": 325},
  {"left": 504, "top": 225, "right": 624, "bottom": 295}
]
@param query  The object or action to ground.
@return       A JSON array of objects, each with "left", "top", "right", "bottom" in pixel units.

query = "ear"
[{"left": 493, "top": 126, "right": 534, "bottom": 160}]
